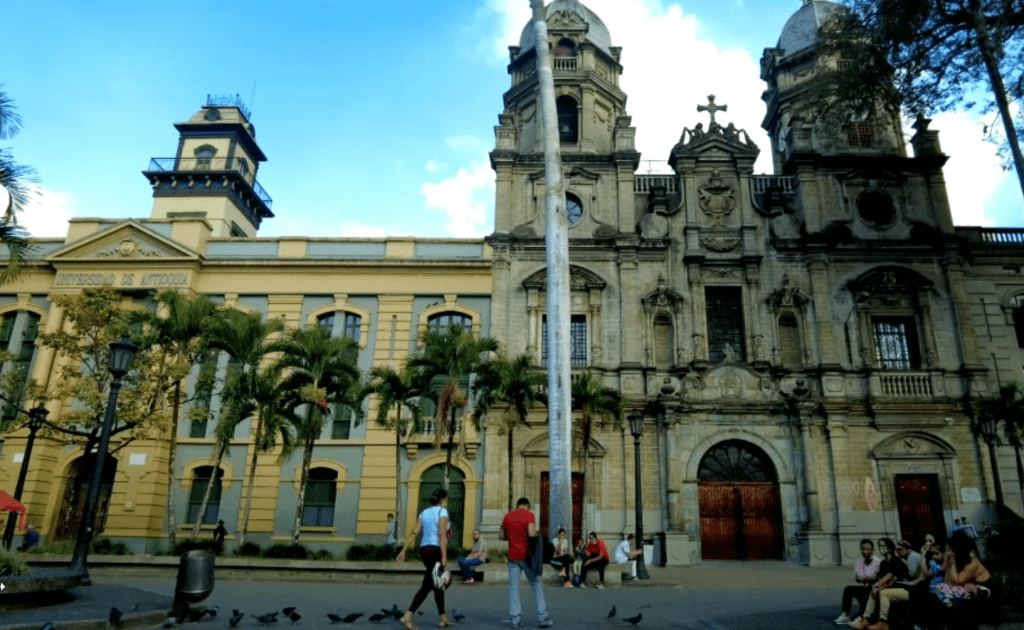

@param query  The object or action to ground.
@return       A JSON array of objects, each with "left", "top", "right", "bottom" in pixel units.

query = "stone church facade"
[{"left": 1, "top": 0, "right": 1022, "bottom": 565}]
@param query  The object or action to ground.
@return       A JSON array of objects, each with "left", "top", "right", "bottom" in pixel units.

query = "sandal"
[
  {"left": 439, "top": 617, "right": 454, "bottom": 628},
  {"left": 401, "top": 614, "right": 418, "bottom": 630}
]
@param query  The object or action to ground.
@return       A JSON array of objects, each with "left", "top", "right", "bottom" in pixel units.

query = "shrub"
[
  {"left": 0, "top": 549, "right": 31, "bottom": 576},
  {"left": 91, "top": 538, "right": 132, "bottom": 555},
  {"left": 345, "top": 544, "right": 395, "bottom": 562},
  {"left": 487, "top": 548, "right": 508, "bottom": 563},
  {"left": 261, "top": 543, "right": 309, "bottom": 560},
  {"left": 309, "top": 549, "right": 335, "bottom": 561},
  {"left": 235, "top": 542, "right": 262, "bottom": 557},
  {"left": 25, "top": 541, "right": 75, "bottom": 555}
]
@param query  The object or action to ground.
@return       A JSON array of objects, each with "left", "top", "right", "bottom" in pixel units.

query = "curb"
[{"left": 0, "top": 609, "right": 169, "bottom": 630}]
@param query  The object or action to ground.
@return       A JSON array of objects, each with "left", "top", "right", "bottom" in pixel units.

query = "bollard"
[{"left": 170, "top": 549, "right": 215, "bottom": 623}]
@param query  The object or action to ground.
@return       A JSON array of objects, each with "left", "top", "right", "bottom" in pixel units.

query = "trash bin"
[{"left": 171, "top": 549, "right": 215, "bottom": 623}]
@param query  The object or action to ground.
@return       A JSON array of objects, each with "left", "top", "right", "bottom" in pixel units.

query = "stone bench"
[
  {"left": 472, "top": 561, "right": 623, "bottom": 586},
  {"left": 0, "top": 569, "right": 82, "bottom": 597}
]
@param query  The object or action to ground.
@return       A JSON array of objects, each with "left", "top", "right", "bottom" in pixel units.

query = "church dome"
[
  {"left": 776, "top": 0, "right": 845, "bottom": 56},
  {"left": 518, "top": 0, "right": 613, "bottom": 58}
]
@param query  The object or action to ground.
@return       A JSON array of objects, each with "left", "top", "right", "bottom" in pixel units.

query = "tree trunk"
[
  {"left": 190, "top": 440, "right": 226, "bottom": 542},
  {"left": 971, "top": 0, "right": 1024, "bottom": 201},
  {"left": 239, "top": 406, "right": 268, "bottom": 548},
  {"left": 508, "top": 427, "right": 515, "bottom": 512},
  {"left": 394, "top": 408, "right": 403, "bottom": 544},
  {"left": 444, "top": 407, "right": 456, "bottom": 491},
  {"left": 165, "top": 380, "right": 182, "bottom": 549},
  {"left": 291, "top": 409, "right": 316, "bottom": 543}
]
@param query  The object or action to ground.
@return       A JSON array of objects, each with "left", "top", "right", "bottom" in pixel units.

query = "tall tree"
[
  {"left": 570, "top": 372, "right": 623, "bottom": 533},
  {"left": 128, "top": 290, "right": 219, "bottom": 548},
  {"left": 364, "top": 364, "right": 423, "bottom": 544},
  {"left": 974, "top": 382, "right": 1024, "bottom": 506},
  {"left": 0, "top": 87, "right": 40, "bottom": 285},
  {"left": 407, "top": 324, "right": 499, "bottom": 489},
  {"left": 819, "top": 0, "right": 1024, "bottom": 200},
  {"left": 201, "top": 309, "right": 285, "bottom": 544},
  {"left": 472, "top": 354, "right": 546, "bottom": 511},
  {"left": 275, "top": 326, "right": 363, "bottom": 543}
]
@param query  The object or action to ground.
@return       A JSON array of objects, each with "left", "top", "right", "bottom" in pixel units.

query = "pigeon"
[
  {"left": 607, "top": 606, "right": 617, "bottom": 619},
  {"left": 187, "top": 609, "right": 206, "bottom": 623},
  {"left": 327, "top": 615, "right": 343, "bottom": 624},
  {"left": 368, "top": 614, "right": 387, "bottom": 624},
  {"left": 110, "top": 607, "right": 124, "bottom": 626},
  {"left": 342, "top": 614, "right": 362, "bottom": 624},
  {"left": 162, "top": 617, "right": 175, "bottom": 628},
  {"left": 229, "top": 612, "right": 245, "bottom": 628},
  {"left": 288, "top": 613, "right": 301, "bottom": 624},
  {"left": 282, "top": 609, "right": 297, "bottom": 617},
  {"left": 452, "top": 611, "right": 465, "bottom": 623},
  {"left": 207, "top": 607, "right": 219, "bottom": 619},
  {"left": 42, "top": 623, "right": 56, "bottom": 630},
  {"left": 623, "top": 614, "right": 642, "bottom": 626},
  {"left": 252, "top": 614, "right": 278, "bottom": 626},
  {"left": 386, "top": 606, "right": 403, "bottom": 620}
]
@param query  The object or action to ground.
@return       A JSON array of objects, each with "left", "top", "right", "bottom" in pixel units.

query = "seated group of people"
[{"left": 834, "top": 530, "right": 990, "bottom": 630}]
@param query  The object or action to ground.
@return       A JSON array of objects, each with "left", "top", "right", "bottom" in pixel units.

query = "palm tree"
[
  {"left": 1, "top": 87, "right": 40, "bottom": 285},
  {"left": 975, "top": 382, "right": 1024, "bottom": 506},
  {"left": 189, "top": 385, "right": 249, "bottom": 543},
  {"left": 129, "top": 290, "right": 219, "bottom": 548},
  {"left": 473, "top": 354, "right": 546, "bottom": 511},
  {"left": 571, "top": 372, "right": 622, "bottom": 532},
  {"left": 275, "top": 326, "right": 363, "bottom": 543},
  {"left": 407, "top": 324, "right": 499, "bottom": 489},
  {"left": 364, "top": 364, "right": 423, "bottom": 545},
  {"left": 197, "top": 310, "right": 285, "bottom": 543}
]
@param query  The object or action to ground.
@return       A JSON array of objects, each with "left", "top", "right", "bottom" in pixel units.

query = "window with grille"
[
  {"left": 872, "top": 317, "right": 918, "bottom": 370},
  {"left": 343, "top": 313, "right": 361, "bottom": 342},
  {"left": 1, "top": 312, "right": 41, "bottom": 423},
  {"left": 542, "top": 315, "right": 588, "bottom": 368},
  {"left": 302, "top": 468, "right": 338, "bottom": 527},
  {"left": 195, "top": 145, "right": 215, "bottom": 169},
  {"left": 332, "top": 404, "right": 352, "bottom": 439},
  {"left": 556, "top": 96, "right": 579, "bottom": 144},
  {"left": 318, "top": 312, "right": 335, "bottom": 333},
  {"left": 428, "top": 312, "right": 472, "bottom": 332},
  {"left": 706, "top": 287, "right": 745, "bottom": 362},
  {"left": 187, "top": 466, "right": 223, "bottom": 524},
  {"left": 847, "top": 122, "right": 873, "bottom": 148}
]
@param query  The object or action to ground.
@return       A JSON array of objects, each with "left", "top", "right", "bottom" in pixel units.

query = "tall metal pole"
[
  {"left": 531, "top": 0, "right": 572, "bottom": 541},
  {"left": 629, "top": 414, "right": 650, "bottom": 579},
  {"left": 2, "top": 405, "right": 48, "bottom": 550},
  {"left": 68, "top": 376, "right": 125, "bottom": 584},
  {"left": 985, "top": 438, "right": 1005, "bottom": 512}
]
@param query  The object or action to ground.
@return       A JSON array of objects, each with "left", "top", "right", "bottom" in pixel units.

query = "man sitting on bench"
[{"left": 613, "top": 534, "right": 643, "bottom": 581}]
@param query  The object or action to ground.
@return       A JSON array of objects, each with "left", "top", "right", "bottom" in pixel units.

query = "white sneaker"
[
  {"left": 595, "top": 582, "right": 605, "bottom": 589},
  {"left": 833, "top": 613, "right": 851, "bottom": 625}
]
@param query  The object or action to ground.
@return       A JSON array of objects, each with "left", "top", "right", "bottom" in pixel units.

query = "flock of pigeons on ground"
[{"left": 35, "top": 599, "right": 646, "bottom": 629}]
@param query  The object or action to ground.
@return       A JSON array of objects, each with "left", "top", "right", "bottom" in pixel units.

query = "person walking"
[
  {"left": 499, "top": 497, "right": 553, "bottom": 629},
  {"left": 396, "top": 489, "right": 454, "bottom": 630}
]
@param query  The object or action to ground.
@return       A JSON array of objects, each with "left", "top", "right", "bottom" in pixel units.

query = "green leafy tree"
[
  {"left": 407, "top": 324, "right": 500, "bottom": 489},
  {"left": 275, "top": 326, "right": 363, "bottom": 543},
  {"left": 200, "top": 309, "right": 286, "bottom": 543},
  {"left": 570, "top": 371, "right": 622, "bottom": 532},
  {"left": 819, "top": 0, "right": 1024, "bottom": 200},
  {"left": 127, "top": 290, "right": 219, "bottom": 548},
  {"left": 364, "top": 364, "right": 423, "bottom": 543},
  {"left": 0, "top": 87, "right": 40, "bottom": 285},
  {"left": 974, "top": 382, "right": 1024, "bottom": 505}
]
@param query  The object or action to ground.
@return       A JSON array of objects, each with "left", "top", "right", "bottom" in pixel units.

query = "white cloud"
[
  {"left": 445, "top": 135, "right": 486, "bottom": 152},
  {"left": 15, "top": 186, "right": 74, "bottom": 238},
  {"left": 420, "top": 162, "right": 495, "bottom": 237},
  {"left": 425, "top": 160, "right": 442, "bottom": 173}
]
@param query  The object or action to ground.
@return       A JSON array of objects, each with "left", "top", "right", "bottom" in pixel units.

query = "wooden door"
[
  {"left": 540, "top": 472, "right": 584, "bottom": 545},
  {"left": 699, "top": 481, "right": 784, "bottom": 560},
  {"left": 699, "top": 483, "right": 741, "bottom": 560},
  {"left": 895, "top": 474, "right": 945, "bottom": 547},
  {"left": 418, "top": 464, "right": 465, "bottom": 548}
]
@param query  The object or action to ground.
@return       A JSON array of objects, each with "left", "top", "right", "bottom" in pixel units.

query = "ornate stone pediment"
[
  {"left": 642, "top": 275, "right": 685, "bottom": 311},
  {"left": 871, "top": 432, "right": 956, "bottom": 460},
  {"left": 848, "top": 265, "right": 934, "bottom": 295},
  {"left": 685, "top": 364, "right": 778, "bottom": 402},
  {"left": 522, "top": 264, "right": 607, "bottom": 291},
  {"left": 767, "top": 274, "right": 811, "bottom": 310},
  {"left": 46, "top": 221, "right": 200, "bottom": 263},
  {"left": 521, "top": 430, "right": 606, "bottom": 459}
]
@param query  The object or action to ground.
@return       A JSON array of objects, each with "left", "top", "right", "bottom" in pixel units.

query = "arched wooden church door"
[
  {"left": 418, "top": 464, "right": 465, "bottom": 548},
  {"left": 698, "top": 440, "right": 784, "bottom": 560}
]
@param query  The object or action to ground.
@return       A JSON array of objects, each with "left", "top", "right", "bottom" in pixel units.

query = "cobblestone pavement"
[{"left": 2, "top": 564, "right": 853, "bottom": 630}]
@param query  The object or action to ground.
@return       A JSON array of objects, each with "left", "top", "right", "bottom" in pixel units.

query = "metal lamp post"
[
  {"left": 68, "top": 335, "right": 138, "bottom": 584},
  {"left": 2, "top": 404, "right": 50, "bottom": 550},
  {"left": 627, "top": 411, "right": 650, "bottom": 579},
  {"left": 979, "top": 413, "right": 1005, "bottom": 511}
]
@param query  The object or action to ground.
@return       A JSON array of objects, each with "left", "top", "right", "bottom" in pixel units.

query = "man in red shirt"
[
  {"left": 579, "top": 532, "right": 610, "bottom": 588},
  {"left": 499, "top": 497, "right": 552, "bottom": 629}
]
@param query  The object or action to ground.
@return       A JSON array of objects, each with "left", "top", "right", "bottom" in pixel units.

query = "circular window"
[
  {"left": 857, "top": 190, "right": 896, "bottom": 229},
  {"left": 204, "top": 108, "right": 221, "bottom": 121},
  {"left": 566, "top": 193, "right": 583, "bottom": 225}
]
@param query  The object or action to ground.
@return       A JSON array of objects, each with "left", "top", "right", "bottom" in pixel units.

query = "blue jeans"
[
  {"left": 507, "top": 560, "right": 548, "bottom": 625},
  {"left": 457, "top": 556, "right": 484, "bottom": 579}
]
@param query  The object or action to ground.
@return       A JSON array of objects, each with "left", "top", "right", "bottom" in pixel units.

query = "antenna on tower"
[{"left": 250, "top": 81, "right": 257, "bottom": 118}]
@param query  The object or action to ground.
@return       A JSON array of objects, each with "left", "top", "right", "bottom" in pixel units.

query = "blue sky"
[{"left": 4, "top": 0, "right": 1020, "bottom": 240}]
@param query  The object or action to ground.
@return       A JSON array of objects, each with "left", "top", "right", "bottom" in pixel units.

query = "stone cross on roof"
[{"left": 697, "top": 94, "right": 727, "bottom": 126}]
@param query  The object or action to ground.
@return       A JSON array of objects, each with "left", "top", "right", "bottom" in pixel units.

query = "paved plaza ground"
[{"left": 1, "top": 563, "right": 858, "bottom": 630}]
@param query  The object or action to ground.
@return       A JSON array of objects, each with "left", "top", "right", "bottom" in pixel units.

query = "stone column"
[
  {"left": 942, "top": 256, "right": 984, "bottom": 370},
  {"left": 619, "top": 249, "right": 641, "bottom": 364},
  {"left": 808, "top": 255, "right": 840, "bottom": 368}
]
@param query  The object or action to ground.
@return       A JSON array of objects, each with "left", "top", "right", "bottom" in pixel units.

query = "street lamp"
[
  {"left": 978, "top": 413, "right": 1005, "bottom": 511},
  {"left": 627, "top": 411, "right": 650, "bottom": 580},
  {"left": 68, "top": 335, "right": 138, "bottom": 584},
  {"left": 2, "top": 404, "right": 50, "bottom": 550}
]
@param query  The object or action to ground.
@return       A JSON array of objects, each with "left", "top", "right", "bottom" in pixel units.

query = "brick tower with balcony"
[{"left": 143, "top": 95, "right": 273, "bottom": 237}]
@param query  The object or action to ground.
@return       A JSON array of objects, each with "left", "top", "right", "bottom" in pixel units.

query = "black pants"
[
  {"left": 580, "top": 557, "right": 608, "bottom": 584},
  {"left": 408, "top": 545, "right": 445, "bottom": 615},
  {"left": 842, "top": 585, "right": 871, "bottom": 616},
  {"left": 551, "top": 554, "right": 574, "bottom": 583}
]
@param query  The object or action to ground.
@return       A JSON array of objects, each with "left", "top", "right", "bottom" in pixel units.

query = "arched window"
[
  {"left": 556, "top": 96, "right": 578, "bottom": 144},
  {"left": 194, "top": 145, "right": 216, "bottom": 169},
  {"left": 698, "top": 441, "right": 777, "bottom": 482},
  {"left": 778, "top": 313, "right": 802, "bottom": 370},
  {"left": 302, "top": 467, "right": 338, "bottom": 527},
  {"left": 418, "top": 464, "right": 465, "bottom": 546},
  {"left": 187, "top": 466, "right": 223, "bottom": 524},
  {"left": 554, "top": 38, "right": 576, "bottom": 57},
  {"left": 428, "top": 312, "right": 472, "bottom": 332},
  {"left": 1, "top": 311, "right": 41, "bottom": 423}
]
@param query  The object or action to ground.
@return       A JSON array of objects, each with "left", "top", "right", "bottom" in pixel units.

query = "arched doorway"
[
  {"left": 417, "top": 464, "right": 465, "bottom": 549},
  {"left": 52, "top": 454, "right": 118, "bottom": 542},
  {"left": 698, "top": 440, "right": 784, "bottom": 560}
]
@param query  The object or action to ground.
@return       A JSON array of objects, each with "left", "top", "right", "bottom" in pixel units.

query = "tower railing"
[
  {"left": 751, "top": 175, "right": 796, "bottom": 195},
  {"left": 634, "top": 175, "right": 677, "bottom": 194},
  {"left": 146, "top": 157, "right": 273, "bottom": 210},
  {"left": 206, "top": 94, "right": 251, "bottom": 120},
  {"left": 957, "top": 227, "right": 1024, "bottom": 245},
  {"left": 553, "top": 56, "right": 578, "bottom": 72}
]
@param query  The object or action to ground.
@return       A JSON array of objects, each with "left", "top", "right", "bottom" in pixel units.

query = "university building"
[{"left": 2, "top": 0, "right": 1022, "bottom": 565}]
